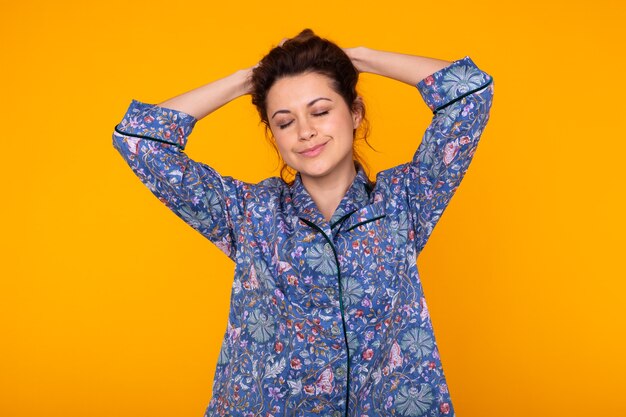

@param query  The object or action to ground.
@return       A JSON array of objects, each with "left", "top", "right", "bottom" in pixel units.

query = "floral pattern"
[{"left": 112, "top": 56, "right": 494, "bottom": 416}]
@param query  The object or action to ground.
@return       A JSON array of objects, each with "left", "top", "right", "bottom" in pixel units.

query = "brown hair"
[{"left": 250, "top": 29, "right": 373, "bottom": 184}]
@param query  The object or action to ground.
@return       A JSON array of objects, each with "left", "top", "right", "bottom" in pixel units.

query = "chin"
[
  {"left": 301, "top": 168, "right": 333, "bottom": 179},
  {"left": 291, "top": 159, "right": 330, "bottom": 175}
]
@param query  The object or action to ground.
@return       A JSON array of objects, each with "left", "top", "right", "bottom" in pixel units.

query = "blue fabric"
[{"left": 113, "top": 55, "right": 494, "bottom": 417}]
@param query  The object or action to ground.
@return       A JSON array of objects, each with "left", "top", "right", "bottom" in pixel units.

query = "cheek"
[
  {"left": 329, "top": 113, "right": 356, "bottom": 134},
  {"left": 272, "top": 135, "right": 292, "bottom": 158}
]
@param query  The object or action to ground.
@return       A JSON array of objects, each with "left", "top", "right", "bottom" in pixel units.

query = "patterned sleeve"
[
  {"left": 409, "top": 56, "right": 495, "bottom": 256},
  {"left": 112, "top": 99, "right": 243, "bottom": 261}
]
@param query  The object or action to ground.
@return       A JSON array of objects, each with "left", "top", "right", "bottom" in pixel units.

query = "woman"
[{"left": 113, "top": 29, "right": 494, "bottom": 417}]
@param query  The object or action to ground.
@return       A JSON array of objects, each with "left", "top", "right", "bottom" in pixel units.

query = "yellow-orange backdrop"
[{"left": 2, "top": 1, "right": 625, "bottom": 416}]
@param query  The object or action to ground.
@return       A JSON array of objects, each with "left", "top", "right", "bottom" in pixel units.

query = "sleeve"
[
  {"left": 111, "top": 99, "right": 244, "bottom": 262},
  {"left": 407, "top": 56, "right": 495, "bottom": 256}
]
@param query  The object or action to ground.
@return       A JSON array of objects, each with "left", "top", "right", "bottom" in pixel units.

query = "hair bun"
[
  {"left": 295, "top": 28, "right": 315, "bottom": 39},
  {"left": 288, "top": 28, "right": 316, "bottom": 44}
]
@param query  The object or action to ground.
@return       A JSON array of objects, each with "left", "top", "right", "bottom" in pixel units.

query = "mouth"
[{"left": 298, "top": 142, "right": 328, "bottom": 158}]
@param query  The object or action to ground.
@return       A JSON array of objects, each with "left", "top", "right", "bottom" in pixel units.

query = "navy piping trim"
[
  {"left": 114, "top": 124, "right": 185, "bottom": 151},
  {"left": 432, "top": 77, "right": 494, "bottom": 114},
  {"left": 298, "top": 217, "right": 351, "bottom": 417},
  {"left": 345, "top": 215, "right": 386, "bottom": 232}
]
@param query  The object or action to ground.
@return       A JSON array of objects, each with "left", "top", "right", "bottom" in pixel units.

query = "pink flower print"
[
  {"left": 440, "top": 402, "right": 451, "bottom": 414},
  {"left": 362, "top": 348, "right": 374, "bottom": 361},
  {"left": 303, "top": 385, "right": 315, "bottom": 395},
  {"left": 247, "top": 264, "right": 259, "bottom": 290},
  {"left": 125, "top": 137, "right": 140, "bottom": 155},
  {"left": 389, "top": 341, "right": 403, "bottom": 372},
  {"left": 274, "top": 341, "right": 283, "bottom": 353},
  {"left": 290, "top": 357, "right": 302, "bottom": 370},
  {"left": 287, "top": 275, "right": 298, "bottom": 286},
  {"left": 143, "top": 115, "right": 154, "bottom": 123},
  {"left": 424, "top": 75, "right": 435, "bottom": 86},
  {"left": 315, "top": 367, "right": 334, "bottom": 395},
  {"left": 459, "top": 135, "right": 471, "bottom": 145},
  {"left": 443, "top": 139, "right": 460, "bottom": 166}
]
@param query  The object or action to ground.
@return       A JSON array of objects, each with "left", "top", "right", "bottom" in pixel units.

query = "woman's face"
[{"left": 266, "top": 72, "right": 362, "bottom": 183}]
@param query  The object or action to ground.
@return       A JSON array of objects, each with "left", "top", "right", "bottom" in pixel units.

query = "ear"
[{"left": 351, "top": 96, "right": 364, "bottom": 129}]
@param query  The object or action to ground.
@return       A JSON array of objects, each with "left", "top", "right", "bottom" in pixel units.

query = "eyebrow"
[{"left": 271, "top": 97, "right": 333, "bottom": 119}]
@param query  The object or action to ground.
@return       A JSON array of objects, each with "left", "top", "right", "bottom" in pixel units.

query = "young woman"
[{"left": 113, "top": 29, "right": 494, "bottom": 417}]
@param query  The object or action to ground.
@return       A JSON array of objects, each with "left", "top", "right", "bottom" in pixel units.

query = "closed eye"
[
  {"left": 278, "top": 120, "right": 294, "bottom": 129},
  {"left": 313, "top": 110, "right": 329, "bottom": 117}
]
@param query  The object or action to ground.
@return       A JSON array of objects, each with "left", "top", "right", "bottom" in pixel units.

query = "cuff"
[
  {"left": 114, "top": 99, "right": 198, "bottom": 150},
  {"left": 416, "top": 55, "right": 494, "bottom": 113}
]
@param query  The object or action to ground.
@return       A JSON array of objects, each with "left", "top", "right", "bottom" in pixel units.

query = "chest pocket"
[{"left": 339, "top": 200, "right": 387, "bottom": 234}]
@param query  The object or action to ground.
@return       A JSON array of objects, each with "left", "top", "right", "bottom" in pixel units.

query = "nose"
[{"left": 298, "top": 119, "right": 317, "bottom": 141}]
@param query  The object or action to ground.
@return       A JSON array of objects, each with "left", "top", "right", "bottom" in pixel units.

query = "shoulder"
[
  {"left": 369, "top": 163, "right": 413, "bottom": 206},
  {"left": 228, "top": 175, "right": 289, "bottom": 205},
  {"left": 373, "top": 162, "right": 412, "bottom": 189}
]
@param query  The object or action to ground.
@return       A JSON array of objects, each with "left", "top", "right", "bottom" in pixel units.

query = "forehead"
[{"left": 266, "top": 72, "right": 339, "bottom": 111}]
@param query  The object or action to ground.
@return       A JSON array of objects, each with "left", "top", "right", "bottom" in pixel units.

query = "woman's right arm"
[
  {"left": 112, "top": 68, "right": 254, "bottom": 261},
  {"left": 156, "top": 68, "right": 253, "bottom": 120}
]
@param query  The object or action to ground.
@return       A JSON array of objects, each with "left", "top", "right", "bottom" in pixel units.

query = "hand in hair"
[{"left": 343, "top": 47, "right": 367, "bottom": 73}]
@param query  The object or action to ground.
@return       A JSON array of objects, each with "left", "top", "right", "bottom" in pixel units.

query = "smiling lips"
[{"left": 298, "top": 142, "right": 328, "bottom": 158}]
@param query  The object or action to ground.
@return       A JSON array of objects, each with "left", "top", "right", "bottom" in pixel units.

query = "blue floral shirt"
[{"left": 112, "top": 56, "right": 494, "bottom": 417}]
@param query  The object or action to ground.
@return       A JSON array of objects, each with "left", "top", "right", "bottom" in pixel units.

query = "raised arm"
[
  {"left": 344, "top": 46, "right": 452, "bottom": 87},
  {"left": 112, "top": 67, "right": 255, "bottom": 261},
  {"left": 155, "top": 67, "right": 253, "bottom": 120},
  {"left": 345, "top": 47, "right": 494, "bottom": 256}
]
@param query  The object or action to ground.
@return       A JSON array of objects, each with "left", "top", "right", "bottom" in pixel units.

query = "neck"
[{"left": 301, "top": 161, "right": 357, "bottom": 222}]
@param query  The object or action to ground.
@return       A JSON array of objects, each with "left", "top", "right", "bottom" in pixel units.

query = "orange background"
[{"left": 2, "top": 1, "right": 625, "bottom": 416}]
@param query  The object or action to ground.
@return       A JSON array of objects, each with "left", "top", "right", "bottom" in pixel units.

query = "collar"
[{"left": 289, "top": 162, "right": 374, "bottom": 233}]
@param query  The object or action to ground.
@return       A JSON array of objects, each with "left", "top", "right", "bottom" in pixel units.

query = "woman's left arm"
[
  {"left": 346, "top": 47, "right": 494, "bottom": 256},
  {"left": 345, "top": 47, "right": 453, "bottom": 86}
]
